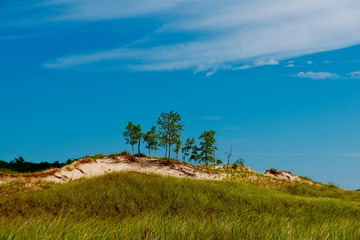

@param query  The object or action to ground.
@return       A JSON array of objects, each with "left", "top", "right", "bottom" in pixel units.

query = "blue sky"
[{"left": 1, "top": 0, "right": 360, "bottom": 189}]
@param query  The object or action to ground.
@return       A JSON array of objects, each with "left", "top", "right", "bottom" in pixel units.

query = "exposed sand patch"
[
  {"left": 0, "top": 157, "right": 311, "bottom": 186},
  {"left": 265, "top": 169, "right": 306, "bottom": 182},
  {"left": 0, "top": 157, "right": 223, "bottom": 184}
]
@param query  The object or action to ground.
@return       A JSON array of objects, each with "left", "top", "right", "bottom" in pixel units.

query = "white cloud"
[
  {"left": 294, "top": 71, "right": 341, "bottom": 80},
  {"left": 205, "top": 70, "right": 217, "bottom": 77},
  {"left": 284, "top": 64, "right": 295, "bottom": 68},
  {"left": 307, "top": 61, "right": 313, "bottom": 64},
  {"left": 193, "top": 64, "right": 231, "bottom": 77},
  {"left": 348, "top": 71, "right": 360, "bottom": 79},
  {"left": 231, "top": 59, "right": 279, "bottom": 71},
  {"left": 232, "top": 64, "right": 253, "bottom": 70},
  {"left": 323, "top": 60, "right": 333, "bottom": 64},
  {"left": 34, "top": 0, "right": 360, "bottom": 71}
]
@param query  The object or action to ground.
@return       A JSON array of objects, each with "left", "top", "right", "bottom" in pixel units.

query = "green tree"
[
  {"left": 198, "top": 130, "right": 217, "bottom": 166},
  {"left": 143, "top": 126, "right": 160, "bottom": 158},
  {"left": 173, "top": 135, "right": 182, "bottom": 161},
  {"left": 123, "top": 121, "right": 142, "bottom": 156},
  {"left": 157, "top": 111, "right": 183, "bottom": 161},
  {"left": 182, "top": 138, "right": 195, "bottom": 162},
  {"left": 190, "top": 144, "right": 200, "bottom": 163},
  {"left": 232, "top": 158, "right": 245, "bottom": 170}
]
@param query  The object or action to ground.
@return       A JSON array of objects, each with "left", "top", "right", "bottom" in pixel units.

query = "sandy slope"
[
  {"left": 0, "top": 156, "right": 222, "bottom": 184},
  {"left": 0, "top": 156, "right": 311, "bottom": 186}
]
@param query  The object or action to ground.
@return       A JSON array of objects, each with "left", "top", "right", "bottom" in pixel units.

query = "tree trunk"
[
  {"left": 165, "top": 144, "right": 168, "bottom": 158},
  {"left": 176, "top": 151, "right": 179, "bottom": 161},
  {"left": 138, "top": 139, "right": 141, "bottom": 157},
  {"left": 227, "top": 146, "right": 232, "bottom": 170},
  {"left": 168, "top": 144, "right": 171, "bottom": 161},
  {"left": 132, "top": 145, "right": 134, "bottom": 155},
  {"left": 148, "top": 147, "right": 151, "bottom": 159},
  {"left": 205, "top": 152, "right": 208, "bottom": 166}
]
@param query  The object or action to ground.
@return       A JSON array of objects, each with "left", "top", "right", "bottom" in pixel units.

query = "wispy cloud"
[
  {"left": 348, "top": 71, "right": 360, "bottom": 79},
  {"left": 293, "top": 71, "right": 341, "bottom": 80},
  {"left": 232, "top": 59, "right": 279, "bottom": 70},
  {"left": 284, "top": 64, "right": 295, "bottom": 68},
  {"left": 4, "top": 0, "right": 360, "bottom": 71},
  {"left": 196, "top": 116, "right": 222, "bottom": 121}
]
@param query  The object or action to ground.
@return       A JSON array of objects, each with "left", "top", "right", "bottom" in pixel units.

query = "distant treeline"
[{"left": 0, "top": 157, "right": 71, "bottom": 173}]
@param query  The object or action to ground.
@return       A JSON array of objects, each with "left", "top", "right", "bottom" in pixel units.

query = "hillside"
[
  {"left": 0, "top": 155, "right": 221, "bottom": 185},
  {"left": 1, "top": 155, "right": 360, "bottom": 239},
  {"left": 1, "top": 171, "right": 360, "bottom": 239}
]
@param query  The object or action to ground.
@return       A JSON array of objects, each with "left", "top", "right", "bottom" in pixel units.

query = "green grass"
[
  {"left": 1, "top": 171, "right": 360, "bottom": 239},
  {"left": 227, "top": 171, "right": 360, "bottom": 203}
]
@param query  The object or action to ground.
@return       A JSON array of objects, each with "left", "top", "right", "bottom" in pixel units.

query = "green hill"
[{"left": 1, "top": 171, "right": 360, "bottom": 239}]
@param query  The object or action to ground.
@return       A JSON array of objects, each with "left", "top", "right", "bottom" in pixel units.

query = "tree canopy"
[
  {"left": 143, "top": 126, "right": 160, "bottom": 158},
  {"left": 123, "top": 121, "right": 142, "bottom": 155},
  {"left": 157, "top": 111, "right": 183, "bottom": 160},
  {"left": 198, "top": 130, "right": 217, "bottom": 165}
]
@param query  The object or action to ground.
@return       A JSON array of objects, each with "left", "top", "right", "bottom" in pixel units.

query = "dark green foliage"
[
  {"left": 0, "top": 158, "right": 65, "bottom": 173},
  {"left": 181, "top": 138, "right": 195, "bottom": 162},
  {"left": 173, "top": 136, "right": 182, "bottom": 161},
  {"left": 123, "top": 121, "right": 143, "bottom": 156},
  {"left": 137, "top": 153, "right": 147, "bottom": 158},
  {"left": 143, "top": 126, "right": 160, "bottom": 158},
  {"left": 198, "top": 130, "right": 217, "bottom": 165},
  {"left": 190, "top": 144, "right": 200, "bottom": 163},
  {"left": 232, "top": 158, "right": 245, "bottom": 170},
  {"left": 157, "top": 111, "right": 183, "bottom": 160}
]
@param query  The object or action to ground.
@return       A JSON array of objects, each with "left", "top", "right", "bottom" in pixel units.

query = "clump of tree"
[
  {"left": 123, "top": 121, "right": 142, "bottom": 156},
  {"left": 181, "top": 138, "right": 195, "bottom": 162},
  {"left": 198, "top": 130, "right": 218, "bottom": 166},
  {"left": 0, "top": 157, "right": 67, "bottom": 173},
  {"left": 157, "top": 111, "right": 183, "bottom": 161},
  {"left": 143, "top": 126, "right": 160, "bottom": 158},
  {"left": 232, "top": 158, "right": 245, "bottom": 170},
  {"left": 123, "top": 111, "right": 224, "bottom": 166}
]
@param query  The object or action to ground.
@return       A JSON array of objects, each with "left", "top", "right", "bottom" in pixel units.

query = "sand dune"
[
  {"left": 0, "top": 155, "right": 311, "bottom": 186},
  {"left": 0, "top": 156, "right": 222, "bottom": 184}
]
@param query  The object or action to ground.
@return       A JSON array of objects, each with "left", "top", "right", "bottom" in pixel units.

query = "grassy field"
[{"left": 1, "top": 171, "right": 360, "bottom": 239}]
